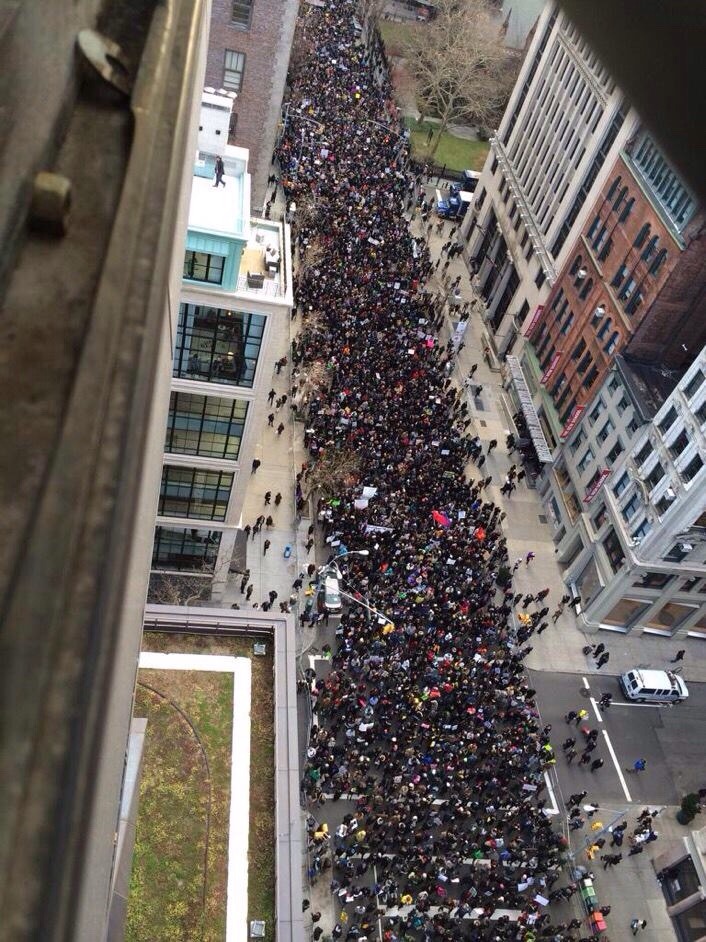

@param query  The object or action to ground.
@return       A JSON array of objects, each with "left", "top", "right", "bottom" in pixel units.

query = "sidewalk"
[{"left": 412, "top": 191, "right": 706, "bottom": 687}]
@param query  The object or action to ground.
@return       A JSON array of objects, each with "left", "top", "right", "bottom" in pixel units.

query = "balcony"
[{"left": 237, "top": 222, "right": 287, "bottom": 299}]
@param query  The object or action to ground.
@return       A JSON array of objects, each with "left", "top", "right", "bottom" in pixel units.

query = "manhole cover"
[
  {"left": 474, "top": 398, "right": 485, "bottom": 410},
  {"left": 538, "top": 514, "right": 547, "bottom": 524},
  {"left": 479, "top": 419, "right": 487, "bottom": 427}
]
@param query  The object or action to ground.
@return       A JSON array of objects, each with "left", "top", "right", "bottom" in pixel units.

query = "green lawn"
[
  {"left": 132, "top": 634, "right": 277, "bottom": 942},
  {"left": 404, "top": 118, "right": 490, "bottom": 172},
  {"left": 378, "top": 20, "right": 421, "bottom": 58},
  {"left": 127, "top": 669, "right": 234, "bottom": 942}
]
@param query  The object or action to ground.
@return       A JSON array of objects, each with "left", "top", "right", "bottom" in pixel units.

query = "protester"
[{"left": 284, "top": 2, "right": 574, "bottom": 937}]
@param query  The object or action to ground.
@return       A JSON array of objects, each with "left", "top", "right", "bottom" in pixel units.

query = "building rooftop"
[
  {"left": 188, "top": 172, "right": 248, "bottom": 240},
  {"left": 237, "top": 220, "right": 289, "bottom": 300},
  {"left": 616, "top": 354, "right": 683, "bottom": 421}
]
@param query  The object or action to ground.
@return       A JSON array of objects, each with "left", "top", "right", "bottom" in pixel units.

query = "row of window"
[
  {"left": 152, "top": 527, "right": 222, "bottom": 572},
  {"left": 158, "top": 466, "right": 234, "bottom": 521},
  {"left": 165, "top": 392, "right": 249, "bottom": 460}
]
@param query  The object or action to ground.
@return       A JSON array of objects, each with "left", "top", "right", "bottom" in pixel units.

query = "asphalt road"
[{"left": 528, "top": 669, "right": 706, "bottom": 815}]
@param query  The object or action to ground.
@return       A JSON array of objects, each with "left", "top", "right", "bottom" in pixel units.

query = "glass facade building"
[
  {"left": 165, "top": 392, "right": 249, "bottom": 459},
  {"left": 158, "top": 466, "right": 234, "bottom": 520},
  {"left": 174, "top": 303, "right": 266, "bottom": 387},
  {"left": 152, "top": 526, "right": 223, "bottom": 572}
]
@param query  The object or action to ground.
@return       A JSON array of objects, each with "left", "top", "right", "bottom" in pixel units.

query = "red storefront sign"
[
  {"left": 540, "top": 351, "right": 562, "bottom": 386},
  {"left": 584, "top": 468, "right": 610, "bottom": 503},
  {"left": 523, "top": 304, "right": 545, "bottom": 337},
  {"left": 560, "top": 404, "right": 585, "bottom": 439}
]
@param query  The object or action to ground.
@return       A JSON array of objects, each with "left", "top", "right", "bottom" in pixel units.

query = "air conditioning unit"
[
  {"left": 665, "top": 487, "right": 676, "bottom": 500},
  {"left": 576, "top": 267, "right": 588, "bottom": 280},
  {"left": 678, "top": 542, "right": 694, "bottom": 553},
  {"left": 593, "top": 305, "right": 605, "bottom": 319}
]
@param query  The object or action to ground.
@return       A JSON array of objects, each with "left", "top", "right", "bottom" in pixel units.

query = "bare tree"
[
  {"left": 305, "top": 447, "right": 362, "bottom": 502},
  {"left": 404, "top": 0, "right": 518, "bottom": 157}
]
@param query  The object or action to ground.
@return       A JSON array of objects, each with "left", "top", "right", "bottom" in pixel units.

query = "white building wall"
[{"left": 566, "top": 347, "right": 706, "bottom": 637}]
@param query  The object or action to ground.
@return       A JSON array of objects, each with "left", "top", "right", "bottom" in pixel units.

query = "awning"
[{"left": 506, "top": 356, "right": 553, "bottom": 464}]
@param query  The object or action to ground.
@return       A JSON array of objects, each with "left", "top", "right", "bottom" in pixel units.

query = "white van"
[{"left": 619, "top": 668, "right": 688, "bottom": 704}]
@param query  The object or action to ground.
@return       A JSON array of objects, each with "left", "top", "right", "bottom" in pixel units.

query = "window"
[
  {"left": 606, "top": 175, "right": 621, "bottom": 201},
  {"left": 570, "top": 429, "right": 587, "bottom": 454},
  {"left": 633, "top": 223, "right": 650, "bottom": 249},
  {"left": 625, "top": 289, "right": 643, "bottom": 315},
  {"left": 641, "top": 235, "right": 659, "bottom": 262},
  {"left": 607, "top": 439, "right": 624, "bottom": 463},
  {"left": 475, "top": 188, "right": 486, "bottom": 210},
  {"left": 627, "top": 417, "right": 640, "bottom": 435},
  {"left": 616, "top": 397, "right": 628, "bottom": 415},
  {"left": 613, "top": 472, "right": 629, "bottom": 497},
  {"left": 559, "top": 311, "right": 574, "bottom": 335},
  {"left": 668, "top": 429, "right": 689, "bottom": 459},
  {"left": 231, "top": 0, "right": 253, "bottom": 28},
  {"left": 646, "top": 462, "right": 665, "bottom": 489},
  {"left": 183, "top": 250, "right": 225, "bottom": 285},
  {"left": 632, "top": 519, "right": 652, "bottom": 541},
  {"left": 682, "top": 453, "right": 704, "bottom": 482},
  {"left": 577, "top": 352, "right": 592, "bottom": 376},
  {"left": 655, "top": 493, "right": 673, "bottom": 515},
  {"left": 592, "top": 503, "right": 607, "bottom": 530},
  {"left": 589, "top": 399, "right": 605, "bottom": 425},
  {"left": 664, "top": 544, "right": 689, "bottom": 564},
  {"left": 224, "top": 50, "right": 246, "bottom": 91},
  {"left": 608, "top": 374, "right": 621, "bottom": 394},
  {"left": 571, "top": 338, "right": 586, "bottom": 361},
  {"left": 684, "top": 371, "right": 705, "bottom": 399},
  {"left": 577, "top": 448, "right": 595, "bottom": 475},
  {"left": 165, "top": 392, "right": 249, "bottom": 460},
  {"left": 603, "top": 331, "right": 620, "bottom": 355},
  {"left": 603, "top": 528, "right": 625, "bottom": 573},
  {"left": 682, "top": 577, "right": 700, "bottom": 593},
  {"left": 696, "top": 400, "right": 706, "bottom": 424},
  {"left": 635, "top": 572, "right": 672, "bottom": 589},
  {"left": 635, "top": 440, "right": 653, "bottom": 465},
  {"left": 649, "top": 249, "right": 667, "bottom": 276},
  {"left": 619, "top": 197, "right": 635, "bottom": 222},
  {"left": 579, "top": 277, "right": 594, "bottom": 300},
  {"left": 509, "top": 204, "right": 517, "bottom": 221},
  {"left": 535, "top": 268, "right": 546, "bottom": 289},
  {"left": 570, "top": 254, "right": 583, "bottom": 276},
  {"left": 491, "top": 157, "right": 498, "bottom": 174},
  {"left": 174, "top": 304, "right": 266, "bottom": 388},
  {"left": 611, "top": 262, "right": 628, "bottom": 288},
  {"left": 622, "top": 493, "right": 640, "bottom": 522},
  {"left": 152, "top": 527, "right": 222, "bottom": 572},
  {"left": 159, "top": 467, "right": 234, "bottom": 521},
  {"left": 597, "top": 419, "right": 614, "bottom": 444}
]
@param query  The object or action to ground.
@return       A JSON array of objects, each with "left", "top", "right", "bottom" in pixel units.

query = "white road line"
[
  {"left": 589, "top": 697, "right": 603, "bottom": 724},
  {"left": 543, "top": 771, "right": 560, "bottom": 816},
  {"left": 582, "top": 676, "right": 590, "bottom": 689},
  {"left": 602, "top": 729, "right": 632, "bottom": 803}
]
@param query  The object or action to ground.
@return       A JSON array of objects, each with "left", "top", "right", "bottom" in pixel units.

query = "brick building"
[
  {"left": 525, "top": 133, "right": 705, "bottom": 440},
  {"left": 205, "top": 0, "right": 299, "bottom": 208}
]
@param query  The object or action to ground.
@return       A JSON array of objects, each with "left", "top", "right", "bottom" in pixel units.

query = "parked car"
[
  {"left": 322, "top": 573, "right": 342, "bottom": 613},
  {"left": 619, "top": 668, "right": 688, "bottom": 704}
]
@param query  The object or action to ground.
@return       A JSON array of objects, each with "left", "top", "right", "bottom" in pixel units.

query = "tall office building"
[
  {"left": 205, "top": 0, "right": 300, "bottom": 207},
  {"left": 150, "top": 91, "right": 293, "bottom": 600},
  {"left": 462, "top": 3, "right": 638, "bottom": 353},
  {"left": 562, "top": 347, "right": 706, "bottom": 638}
]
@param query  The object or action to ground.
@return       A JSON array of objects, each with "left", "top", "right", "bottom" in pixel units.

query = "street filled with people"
[{"left": 277, "top": 2, "right": 605, "bottom": 939}]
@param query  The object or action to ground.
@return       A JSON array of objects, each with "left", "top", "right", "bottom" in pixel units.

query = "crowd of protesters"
[{"left": 274, "top": 2, "right": 602, "bottom": 939}]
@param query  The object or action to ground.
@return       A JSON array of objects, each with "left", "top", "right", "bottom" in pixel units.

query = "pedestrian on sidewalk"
[
  {"left": 274, "top": 492, "right": 282, "bottom": 506},
  {"left": 671, "top": 649, "right": 685, "bottom": 662},
  {"left": 487, "top": 438, "right": 497, "bottom": 453},
  {"left": 246, "top": 585, "right": 253, "bottom": 600},
  {"left": 561, "top": 735, "right": 576, "bottom": 751},
  {"left": 628, "top": 844, "right": 644, "bottom": 857},
  {"left": 552, "top": 605, "right": 565, "bottom": 623},
  {"left": 265, "top": 515, "right": 274, "bottom": 528},
  {"left": 264, "top": 491, "right": 272, "bottom": 505},
  {"left": 631, "top": 918, "right": 647, "bottom": 934},
  {"left": 602, "top": 853, "right": 622, "bottom": 869},
  {"left": 251, "top": 458, "right": 261, "bottom": 473},
  {"left": 263, "top": 539, "right": 271, "bottom": 555},
  {"left": 305, "top": 538, "right": 314, "bottom": 554},
  {"left": 525, "top": 551, "right": 536, "bottom": 565},
  {"left": 599, "top": 692, "right": 612, "bottom": 710},
  {"left": 592, "top": 642, "right": 605, "bottom": 658},
  {"left": 268, "top": 388, "right": 276, "bottom": 406},
  {"left": 590, "top": 757, "right": 604, "bottom": 772},
  {"left": 627, "top": 758, "right": 647, "bottom": 773},
  {"left": 267, "top": 412, "right": 275, "bottom": 426},
  {"left": 567, "top": 790, "right": 588, "bottom": 808},
  {"left": 277, "top": 422, "right": 285, "bottom": 435},
  {"left": 596, "top": 652, "right": 610, "bottom": 669}
]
